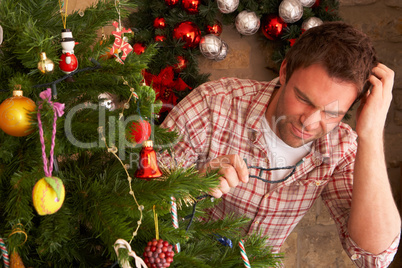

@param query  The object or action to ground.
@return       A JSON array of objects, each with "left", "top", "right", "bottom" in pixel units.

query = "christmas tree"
[{"left": 0, "top": 0, "right": 281, "bottom": 267}]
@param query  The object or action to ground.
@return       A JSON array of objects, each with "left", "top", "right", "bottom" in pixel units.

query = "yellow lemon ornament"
[{"left": 32, "top": 177, "right": 65, "bottom": 215}]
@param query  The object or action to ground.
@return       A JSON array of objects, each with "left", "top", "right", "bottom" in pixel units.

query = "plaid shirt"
[{"left": 160, "top": 77, "right": 399, "bottom": 267}]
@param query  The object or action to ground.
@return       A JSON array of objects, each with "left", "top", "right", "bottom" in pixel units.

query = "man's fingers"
[
  {"left": 201, "top": 154, "right": 250, "bottom": 198},
  {"left": 368, "top": 74, "right": 383, "bottom": 98},
  {"left": 209, "top": 178, "right": 230, "bottom": 198},
  {"left": 218, "top": 177, "right": 230, "bottom": 195},
  {"left": 228, "top": 155, "right": 249, "bottom": 183},
  {"left": 218, "top": 164, "right": 239, "bottom": 188},
  {"left": 357, "top": 90, "right": 369, "bottom": 118},
  {"left": 206, "top": 155, "right": 249, "bottom": 183},
  {"left": 209, "top": 188, "right": 222, "bottom": 199},
  {"left": 370, "top": 63, "right": 394, "bottom": 98}
]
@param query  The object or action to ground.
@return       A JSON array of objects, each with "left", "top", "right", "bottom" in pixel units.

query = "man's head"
[
  {"left": 284, "top": 21, "right": 378, "bottom": 103},
  {"left": 266, "top": 22, "right": 377, "bottom": 148}
]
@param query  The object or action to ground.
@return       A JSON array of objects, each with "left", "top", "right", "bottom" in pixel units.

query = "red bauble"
[
  {"left": 261, "top": 14, "right": 287, "bottom": 41},
  {"left": 312, "top": 0, "right": 321, "bottom": 8},
  {"left": 165, "top": 0, "right": 179, "bottom": 6},
  {"left": 143, "top": 239, "right": 175, "bottom": 268},
  {"left": 172, "top": 21, "right": 201, "bottom": 48},
  {"left": 288, "top": 38, "right": 297, "bottom": 47},
  {"left": 173, "top": 56, "right": 188, "bottom": 72},
  {"left": 133, "top": 43, "right": 146, "bottom": 55},
  {"left": 129, "top": 120, "right": 151, "bottom": 144},
  {"left": 181, "top": 0, "right": 200, "bottom": 14},
  {"left": 206, "top": 20, "right": 223, "bottom": 36},
  {"left": 154, "top": 17, "right": 166, "bottom": 29},
  {"left": 59, "top": 52, "right": 78, "bottom": 74},
  {"left": 155, "top": 35, "right": 166, "bottom": 42}
]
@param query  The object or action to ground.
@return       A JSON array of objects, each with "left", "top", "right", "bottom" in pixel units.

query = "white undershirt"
[{"left": 261, "top": 116, "right": 312, "bottom": 181}]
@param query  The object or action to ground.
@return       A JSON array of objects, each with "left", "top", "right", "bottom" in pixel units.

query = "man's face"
[{"left": 267, "top": 63, "right": 358, "bottom": 148}]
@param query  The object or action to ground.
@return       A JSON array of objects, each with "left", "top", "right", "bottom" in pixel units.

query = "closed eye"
[
  {"left": 296, "top": 94, "right": 311, "bottom": 105},
  {"left": 325, "top": 111, "right": 339, "bottom": 119}
]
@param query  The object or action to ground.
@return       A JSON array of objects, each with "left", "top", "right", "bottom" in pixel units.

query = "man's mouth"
[{"left": 291, "top": 124, "right": 313, "bottom": 140}]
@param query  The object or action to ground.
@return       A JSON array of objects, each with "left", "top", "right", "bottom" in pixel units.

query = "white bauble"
[
  {"left": 279, "top": 0, "right": 303, "bottom": 24},
  {"left": 235, "top": 10, "right": 260, "bottom": 35},
  {"left": 199, "top": 34, "right": 223, "bottom": 60}
]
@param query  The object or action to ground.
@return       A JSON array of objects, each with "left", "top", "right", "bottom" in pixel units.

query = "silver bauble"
[
  {"left": 301, "top": 17, "right": 323, "bottom": 32},
  {"left": 235, "top": 10, "right": 260, "bottom": 35},
  {"left": 279, "top": 0, "right": 303, "bottom": 24},
  {"left": 214, "top": 41, "right": 228, "bottom": 61},
  {"left": 199, "top": 34, "right": 223, "bottom": 60},
  {"left": 217, "top": 0, "right": 239, "bottom": 14},
  {"left": 299, "top": 0, "right": 316, "bottom": 7}
]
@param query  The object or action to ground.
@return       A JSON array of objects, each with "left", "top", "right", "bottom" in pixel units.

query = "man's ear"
[{"left": 279, "top": 60, "right": 287, "bottom": 85}]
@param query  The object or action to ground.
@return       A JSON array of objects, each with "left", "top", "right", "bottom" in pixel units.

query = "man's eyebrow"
[
  {"left": 294, "top": 87, "right": 347, "bottom": 116},
  {"left": 294, "top": 87, "right": 312, "bottom": 103}
]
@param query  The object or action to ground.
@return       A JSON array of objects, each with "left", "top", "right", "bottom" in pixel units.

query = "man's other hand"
[{"left": 356, "top": 63, "right": 394, "bottom": 140}]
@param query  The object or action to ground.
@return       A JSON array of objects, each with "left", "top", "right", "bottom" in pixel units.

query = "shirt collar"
[{"left": 245, "top": 77, "right": 280, "bottom": 131}]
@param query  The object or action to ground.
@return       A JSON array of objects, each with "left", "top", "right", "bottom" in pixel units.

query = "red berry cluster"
[{"left": 143, "top": 238, "right": 174, "bottom": 268}]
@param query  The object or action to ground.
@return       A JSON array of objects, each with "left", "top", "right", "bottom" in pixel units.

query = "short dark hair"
[{"left": 284, "top": 21, "right": 377, "bottom": 102}]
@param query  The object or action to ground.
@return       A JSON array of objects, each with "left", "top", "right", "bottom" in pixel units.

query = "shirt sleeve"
[
  {"left": 321, "top": 145, "right": 400, "bottom": 267},
  {"left": 159, "top": 82, "right": 213, "bottom": 168}
]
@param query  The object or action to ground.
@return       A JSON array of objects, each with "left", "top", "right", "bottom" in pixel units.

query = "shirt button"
[
  {"left": 351, "top": 254, "right": 360, "bottom": 260},
  {"left": 249, "top": 130, "right": 257, "bottom": 142},
  {"left": 313, "top": 157, "right": 322, "bottom": 166},
  {"left": 254, "top": 221, "right": 260, "bottom": 224},
  {"left": 315, "top": 181, "right": 321, "bottom": 186}
]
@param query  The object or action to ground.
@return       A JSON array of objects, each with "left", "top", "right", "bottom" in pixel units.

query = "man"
[{"left": 160, "top": 22, "right": 401, "bottom": 266}]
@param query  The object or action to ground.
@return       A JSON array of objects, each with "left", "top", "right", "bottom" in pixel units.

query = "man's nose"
[{"left": 300, "top": 109, "right": 321, "bottom": 132}]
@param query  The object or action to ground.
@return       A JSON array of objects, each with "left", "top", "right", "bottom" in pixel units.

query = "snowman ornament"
[{"left": 59, "top": 29, "right": 78, "bottom": 74}]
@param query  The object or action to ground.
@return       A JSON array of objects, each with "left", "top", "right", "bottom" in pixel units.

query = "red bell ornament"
[
  {"left": 261, "top": 14, "right": 287, "bottom": 41},
  {"left": 173, "top": 21, "right": 201, "bottom": 48},
  {"left": 135, "top": 140, "right": 162, "bottom": 180},
  {"left": 181, "top": 0, "right": 200, "bottom": 14}
]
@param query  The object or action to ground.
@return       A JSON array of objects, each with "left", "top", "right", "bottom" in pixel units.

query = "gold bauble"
[
  {"left": 37, "top": 52, "right": 55, "bottom": 74},
  {"left": 0, "top": 89, "right": 36, "bottom": 137}
]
